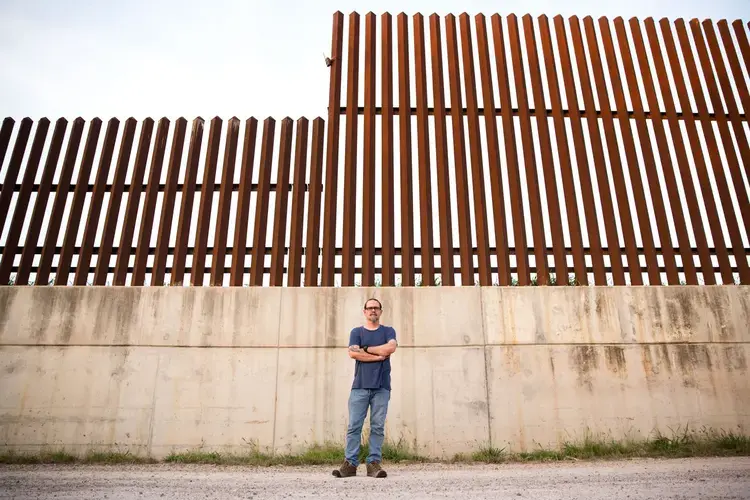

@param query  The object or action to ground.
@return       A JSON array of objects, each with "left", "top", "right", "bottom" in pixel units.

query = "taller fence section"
[
  {"left": 0, "top": 13, "right": 749, "bottom": 287},
  {"left": 322, "top": 13, "right": 750, "bottom": 287}
]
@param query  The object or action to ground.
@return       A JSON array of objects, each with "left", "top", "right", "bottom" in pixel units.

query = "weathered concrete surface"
[
  {"left": 1, "top": 458, "right": 749, "bottom": 500},
  {"left": 0, "top": 286, "right": 748, "bottom": 458}
]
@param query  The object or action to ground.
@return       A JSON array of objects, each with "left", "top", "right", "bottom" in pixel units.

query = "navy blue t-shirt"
[{"left": 349, "top": 325, "right": 397, "bottom": 391}]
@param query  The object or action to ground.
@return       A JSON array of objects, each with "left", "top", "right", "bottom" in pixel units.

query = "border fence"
[{"left": 1, "top": 14, "right": 748, "bottom": 287}]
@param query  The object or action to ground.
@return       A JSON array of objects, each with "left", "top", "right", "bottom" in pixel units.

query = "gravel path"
[{"left": 1, "top": 457, "right": 748, "bottom": 499}]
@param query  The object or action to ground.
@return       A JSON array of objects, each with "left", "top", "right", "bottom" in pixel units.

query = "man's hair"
[{"left": 363, "top": 297, "right": 383, "bottom": 309}]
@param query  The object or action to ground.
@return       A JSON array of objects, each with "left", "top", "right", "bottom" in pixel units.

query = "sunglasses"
[{"left": 364, "top": 306, "right": 382, "bottom": 311}]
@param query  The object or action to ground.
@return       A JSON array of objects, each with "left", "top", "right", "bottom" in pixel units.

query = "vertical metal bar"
[
  {"left": 37, "top": 117, "right": 85, "bottom": 284},
  {"left": 89, "top": 120, "right": 132, "bottom": 277},
  {"left": 702, "top": 21, "right": 750, "bottom": 199},
  {"left": 152, "top": 117, "right": 187, "bottom": 286},
  {"left": 0, "top": 118, "right": 49, "bottom": 284},
  {"left": 598, "top": 18, "right": 660, "bottom": 285},
  {"left": 582, "top": 17, "right": 642, "bottom": 285},
  {"left": 342, "top": 12, "right": 361, "bottom": 286},
  {"left": 304, "top": 118, "right": 325, "bottom": 286},
  {"left": 269, "top": 117, "right": 294, "bottom": 286},
  {"left": 288, "top": 118, "right": 309, "bottom": 287},
  {"left": 492, "top": 15, "right": 530, "bottom": 285},
  {"left": 0, "top": 118, "right": 32, "bottom": 238},
  {"left": 229, "top": 118, "right": 258, "bottom": 286},
  {"left": 538, "top": 16, "right": 588, "bottom": 285},
  {"left": 74, "top": 119, "right": 119, "bottom": 286},
  {"left": 321, "top": 12, "right": 344, "bottom": 286},
  {"left": 476, "top": 14, "right": 511, "bottom": 286},
  {"left": 523, "top": 14, "right": 569, "bottom": 284},
  {"left": 414, "top": 13, "right": 435, "bottom": 286},
  {"left": 132, "top": 117, "right": 169, "bottom": 286},
  {"left": 171, "top": 117, "right": 204, "bottom": 286},
  {"left": 732, "top": 20, "right": 750, "bottom": 76},
  {"left": 570, "top": 16, "right": 626, "bottom": 285},
  {"left": 448, "top": 14, "right": 482, "bottom": 285},
  {"left": 645, "top": 19, "right": 713, "bottom": 284},
  {"left": 555, "top": 16, "right": 606, "bottom": 285},
  {"left": 686, "top": 19, "right": 750, "bottom": 283},
  {"left": 249, "top": 117, "right": 276, "bottom": 286},
  {"left": 0, "top": 118, "right": 14, "bottom": 182},
  {"left": 362, "top": 12, "right": 377, "bottom": 286},
  {"left": 613, "top": 18, "right": 678, "bottom": 284},
  {"left": 397, "top": 13, "right": 415, "bottom": 286},
  {"left": 430, "top": 14, "right": 455, "bottom": 286},
  {"left": 190, "top": 116, "right": 222, "bottom": 286},
  {"left": 381, "top": 12, "right": 396, "bottom": 286},
  {"left": 56, "top": 118, "right": 103, "bottom": 285},
  {"left": 113, "top": 118, "right": 155, "bottom": 286},
  {"left": 719, "top": 21, "right": 750, "bottom": 125},
  {"left": 660, "top": 19, "right": 727, "bottom": 285},
  {"left": 16, "top": 118, "right": 68, "bottom": 285},
  {"left": 210, "top": 117, "right": 239, "bottom": 286}
]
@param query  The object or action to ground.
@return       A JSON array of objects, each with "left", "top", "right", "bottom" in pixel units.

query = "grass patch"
[
  {"left": 2, "top": 429, "right": 748, "bottom": 465},
  {"left": 471, "top": 446, "right": 507, "bottom": 462},
  {"left": 467, "top": 428, "right": 750, "bottom": 463},
  {"left": 164, "top": 439, "right": 430, "bottom": 466},
  {"left": 164, "top": 444, "right": 347, "bottom": 466},
  {"left": 0, "top": 450, "right": 154, "bottom": 464}
]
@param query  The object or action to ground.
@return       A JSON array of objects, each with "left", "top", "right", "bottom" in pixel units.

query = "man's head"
[{"left": 363, "top": 298, "right": 383, "bottom": 323}]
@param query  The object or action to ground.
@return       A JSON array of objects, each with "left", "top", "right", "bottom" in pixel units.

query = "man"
[{"left": 332, "top": 298, "right": 397, "bottom": 478}]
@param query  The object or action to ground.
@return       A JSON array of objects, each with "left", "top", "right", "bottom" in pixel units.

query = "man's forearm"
[
  {"left": 349, "top": 351, "right": 386, "bottom": 362},
  {"left": 348, "top": 346, "right": 386, "bottom": 362},
  {"left": 366, "top": 342, "right": 396, "bottom": 356}
]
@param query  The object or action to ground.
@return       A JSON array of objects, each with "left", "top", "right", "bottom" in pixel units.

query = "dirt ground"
[{"left": 0, "top": 457, "right": 748, "bottom": 499}]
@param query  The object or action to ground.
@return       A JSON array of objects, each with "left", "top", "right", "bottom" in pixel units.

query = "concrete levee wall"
[{"left": 0, "top": 286, "right": 748, "bottom": 458}]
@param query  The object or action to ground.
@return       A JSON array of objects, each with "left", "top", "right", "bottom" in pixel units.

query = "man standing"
[{"left": 332, "top": 298, "right": 397, "bottom": 478}]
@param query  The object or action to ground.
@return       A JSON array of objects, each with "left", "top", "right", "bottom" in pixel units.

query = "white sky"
[{"left": 1, "top": 0, "right": 748, "bottom": 120}]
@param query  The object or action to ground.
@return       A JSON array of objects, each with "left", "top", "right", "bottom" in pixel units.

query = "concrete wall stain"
[
  {"left": 325, "top": 289, "right": 338, "bottom": 347},
  {"left": 532, "top": 296, "right": 546, "bottom": 343},
  {"left": 706, "top": 289, "right": 732, "bottom": 341},
  {"left": 738, "top": 291, "right": 750, "bottom": 337},
  {"left": 179, "top": 289, "right": 198, "bottom": 344},
  {"left": 0, "top": 290, "right": 14, "bottom": 337},
  {"left": 641, "top": 345, "right": 655, "bottom": 376},
  {"left": 30, "top": 288, "right": 55, "bottom": 342},
  {"left": 4, "top": 358, "right": 24, "bottom": 374},
  {"left": 199, "top": 291, "right": 217, "bottom": 344},
  {"left": 675, "top": 344, "right": 700, "bottom": 388},
  {"left": 604, "top": 346, "right": 627, "bottom": 375},
  {"left": 723, "top": 346, "right": 748, "bottom": 372},
  {"left": 503, "top": 346, "right": 521, "bottom": 376},
  {"left": 649, "top": 293, "right": 664, "bottom": 335},
  {"left": 56, "top": 288, "right": 81, "bottom": 344},
  {"left": 569, "top": 346, "right": 600, "bottom": 392},
  {"left": 656, "top": 344, "right": 673, "bottom": 374}
]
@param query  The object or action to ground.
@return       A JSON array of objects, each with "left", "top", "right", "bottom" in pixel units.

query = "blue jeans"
[{"left": 345, "top": 388, "right": 390, "bottom": 466}]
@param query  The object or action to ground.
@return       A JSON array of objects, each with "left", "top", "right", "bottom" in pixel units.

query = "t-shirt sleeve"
[
  {"left": 386, "top": 327, "right": 397, "bottom": 343},
  {"left": 349, "top": 328, "right": 361, "bottom": 347}
]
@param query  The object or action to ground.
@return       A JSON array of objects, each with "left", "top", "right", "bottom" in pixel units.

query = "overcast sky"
[{"left": 1, "top": 0, "right": 748, "bottom": 120}]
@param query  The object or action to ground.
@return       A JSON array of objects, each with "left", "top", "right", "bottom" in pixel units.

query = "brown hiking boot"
[
  {"left": 332, "top": 460, "right": 357, "bottom": 478},
  {"left": 366, "top": 461, "right": 387, "bottom": 478}
]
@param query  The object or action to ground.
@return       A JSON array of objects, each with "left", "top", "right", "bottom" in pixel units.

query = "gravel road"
[{"left": 1, "top": 457, "right": 748, "bottom": 499}]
